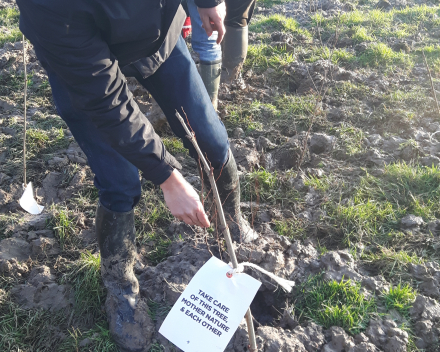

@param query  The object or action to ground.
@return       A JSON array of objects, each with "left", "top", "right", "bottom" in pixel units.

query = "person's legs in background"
[
  {"left": 222, "top": 0, "right": 256, "bottom": 84},
  {"left": 186, "top": 0, "right": 222, "bottom": 109},
  {"left": 127, "top": 36, "right": 258, "bottom": 243},
  {"left": 186, "top": 0, "right": 256, "bottom": 91}
]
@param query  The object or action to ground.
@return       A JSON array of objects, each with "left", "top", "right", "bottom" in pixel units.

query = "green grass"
[
  {"left": 137, "top": 231, "right": 172, "bottom": 265},
  {"left": 336, "top": 123, "right": 365, "bottom": 155},
  {"left": 0, "top": 214, "right": 21, "bottom": 240},
  {"left": 137, "top": 182, "right": 173, "bottom": 229},
  {"left": 257, "top": 0, "right": 291, "bottom": 7},
  {"left": 246, "top": 44, "right": 296, "bottom": 72},
  {"left": 0, "top": 71, "right": 53, "bottom": 102},
  {"left": 240, "top": 168, "right": 303, "bottom": 208},
  {"left": 364, "top": 247, "right": 424, "bottom": 266},
  {"left": 307, "top": 5, "right": 440, "bottom": 71},
  {"left": 383, "top": 283, "right": 417, "bottom": 317},
  {"left": 61, "top": 251, "right": 105, "bottom": 323},
  {"left": 0, "top": 249, "right": 113, "bottom": 351},
  {"left": 350, "top": 26, "right": 375, "bottom": 43},
  {"left": 72, "top": 184, "right": 100, "bottom": 209},
  {"left": 315, "top": 5, "right": 440, "bottom": 40},
  {"left": 250, "top": 14, "right": 311, "bottom": 38},
  {"left": 331, "top": 49, "right": 357, "bottom": 66},
  {"left": 0, "top": 293, "right": 70, "bottom": 350},
  {"left": 415, "top": 45, "right": 440, "bottom": 72},
  {"left": 385, "top": 87, "right": 428, "bottom": 107},
  {"left": 0, "top": 111, "right": 69, "bottom": 185},
  {"left": 147, "top": 299, "right": 171, "bottom": 322},
  {"left": 274, "top": 95, "right": 315, "bottom": 118},
  {"left": 274, "top": 219, "right": 307, "bottom": 239},
  {"left": 334, "top": 198, "right": 401, "bottom": 244},
  {"left": 33, "top": 79, "right": 53, "bottom": 98},
  {"left": 59, "top": 324, "right": 118, "bottom": 352},
  {"left": 163, "top": 137, "right": 187, "bottom": 155},
  {"left": 2, "top": 124, "right": 69, "bottom": 161},
  {"left": 301, "top": 46, "right": 356, "bottom": 66},
  {"left": 223, "top": 100, "right": 266, "bottom": 131},
  {"left": 0, "top": 31, "right": 21, "bottom": 48},
  {"left": 328, "top": 81, "right": 372, "bottom": 102},
  {"left": 33, "top": 113, "right": 67, "bottom": 130},
  {"left": 242, "top": 168, "right": 279, "bottom": 203},
  {"left": 134, "top": 182, "right": 175, "bottom": 265},
  {"left": 394, "top": 5, "right": 440, "bottom": 26},
  {"left": 224, "top": 96, "right": 315, "bottom": 133},
  {"left": 0, "top": 72, "right": 26, "bottom": 95},
  {"left": 358, "top": 42, "right": 412, "bottom": 68},
  {"left": 27, "top": 128, "right": 61, "bottom": 151},
  {"left": 149, "top": 343, "right": 166, "bottom": 352},
  {"left": 0, "top": 284, "right": 115, "bottom": 351},
  {"left": 0, "top": 8, "right": 19, "bottom": 26},
  {"left": 146, "top": 206, "right": 170, "bottom": 227},
  {"left": 357, "top": 163, "right": 440, "bottom": 220},
  {"left": 293, "top": 274, "right": 376, "bottom": 334},
  {"left": 0, "top": 8, "right": 21, "bottom": 47},
  {"left": 244, "top": 6, "right": 440, "bottom": 72},
  {"left": 378, "top": 87, "right": 429, "bottom": 127},
  {"left": 362, "top": 247, "right": 424, "bottom": 282},
  {"left": 51, "top": 209, "right": 77, "bottom": 250},
  {"left": 304, "top": 174, "right": 333, "bottom": 192},
  {"left": 330, "top": 163, "right": 440, "bottom": 245}
]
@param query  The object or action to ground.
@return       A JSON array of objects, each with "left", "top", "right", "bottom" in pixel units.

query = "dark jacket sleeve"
[
  {"left": 18, "top": 4, "right": 180, "bottom": 185},
  {"left": 194, "top": 0, "right": 224, "bottom": 8}
]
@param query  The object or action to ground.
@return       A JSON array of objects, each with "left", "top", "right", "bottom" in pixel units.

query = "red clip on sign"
[{"left": 182, "top": 17, "right": 192, "bottom": 39}]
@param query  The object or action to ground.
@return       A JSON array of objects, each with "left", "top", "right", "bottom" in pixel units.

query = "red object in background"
[{"left": 182, "top": 17, "right": 191, "bottom": 39}]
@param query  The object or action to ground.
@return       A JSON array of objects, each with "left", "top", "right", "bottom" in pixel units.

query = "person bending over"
[{"left": 17, "top": 0, "right": 257, "bottom": 350}]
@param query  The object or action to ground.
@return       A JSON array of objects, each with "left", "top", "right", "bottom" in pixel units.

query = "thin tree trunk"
[{"left": 175, "top": 111, "right": 258, "bottom": 351}]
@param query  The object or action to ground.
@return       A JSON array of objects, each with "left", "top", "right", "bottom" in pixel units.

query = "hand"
[
  {"left": 160, "top": 170, "right": 210, "bottom": 227},
  {"left": 197, "top": 2, "right": 226, "bottom": 44}
]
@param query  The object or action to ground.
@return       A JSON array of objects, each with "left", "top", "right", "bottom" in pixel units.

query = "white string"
[{"left": 228, "top": 262, "right": 295, "bottom": 293}]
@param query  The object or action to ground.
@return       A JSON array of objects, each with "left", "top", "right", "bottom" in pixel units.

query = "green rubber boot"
[
  {"left": 199, "top": 59, "right": 222, "bottom": 110},
  {"left": 221, "top": 25, "right": 249, "bottom": 85},
  {"left": 96, "top": 202, "right": 154, "bottom": 352}
]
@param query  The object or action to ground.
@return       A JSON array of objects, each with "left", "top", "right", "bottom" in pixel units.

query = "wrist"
[{"left": 160, "top": 170, "right": 181, "bottom": 192}]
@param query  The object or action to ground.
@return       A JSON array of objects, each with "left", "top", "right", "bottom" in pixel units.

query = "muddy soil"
[{"left": 1, "top": 0, "right": 440, "bottom": 351}]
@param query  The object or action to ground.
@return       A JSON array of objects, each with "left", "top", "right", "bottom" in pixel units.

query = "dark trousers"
[
  {"left": 35, "top": 36, "right": 229, "bottom": 212},
  {"left": 225, "top": 0, "right": 256, "bottom": 28}
]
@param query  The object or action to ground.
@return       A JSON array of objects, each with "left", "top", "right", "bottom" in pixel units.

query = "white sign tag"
[
  {"left": 159, "top": 256, "right": 261, "bottom": 352},
  {"left": 19, "top": 182, "right": 44, "bottom": 215}
]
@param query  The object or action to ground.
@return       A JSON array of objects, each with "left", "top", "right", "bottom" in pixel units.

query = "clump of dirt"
[{"left": 11, "top": 265, "right": 74, "bottom": 311}]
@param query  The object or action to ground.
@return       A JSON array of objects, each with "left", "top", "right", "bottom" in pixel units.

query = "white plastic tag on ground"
[
  {"left": 159, "top": 257, "right": 261, "bottom": 352},
  {"left": 19, "top": 182, "right": 44, "bottom": 215}
]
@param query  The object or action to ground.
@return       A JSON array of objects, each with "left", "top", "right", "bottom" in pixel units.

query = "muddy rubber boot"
[
  {"left": 199, "top": 60, "right": 222, "bottom": 110},
  {"left": 95, "top": 202, "right": 154, "bottom": 352},
  {"left": 200, "top": 150, "right": 258, "bottom": 243},
  {"left": 221, "top": 25, "right": 248, "bottom": 87}
]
